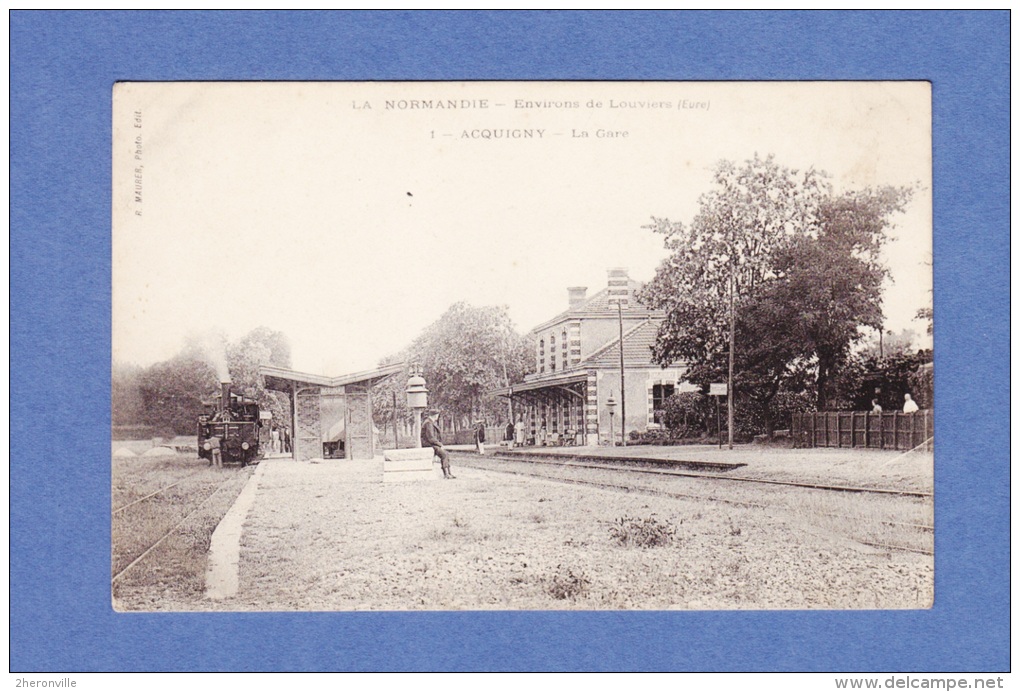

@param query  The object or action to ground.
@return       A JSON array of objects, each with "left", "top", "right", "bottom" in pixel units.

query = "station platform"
[{"left": 449, "top": 442, "right": 933, "bottom": 494}]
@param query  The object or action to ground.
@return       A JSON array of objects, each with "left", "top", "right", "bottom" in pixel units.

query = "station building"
[{"left": 498, "top": 268, "right": 693, "bottom": 446}]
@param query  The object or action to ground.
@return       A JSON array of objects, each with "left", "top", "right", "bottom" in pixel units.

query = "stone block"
[
  {"left": 383, "top": 447, "right": 436, "bottom": 462},
  {"left": 384, "top": 457, "right": 434, "bottom": 472},
  {"left": 382, "top": 447, "right": 438, "bottom": 482}
]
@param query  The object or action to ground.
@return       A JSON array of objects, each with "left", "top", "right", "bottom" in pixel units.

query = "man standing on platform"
[
  {"left": 474, "top": 420, "right": 486, "bottom": 455},
  {"left": 421, "top": 409, "right": 454, "bottom": 479},
  {"left": 208, "top": 435, "right": 222, "bottom": 468}
]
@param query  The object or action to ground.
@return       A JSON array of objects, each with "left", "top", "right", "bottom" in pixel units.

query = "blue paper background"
[{"left": 10, "top": 11, "right": 1009, "bottom": 672}]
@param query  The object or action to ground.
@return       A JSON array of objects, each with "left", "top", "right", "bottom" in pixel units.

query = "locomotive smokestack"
[{"left": 221, "top": 382, "right": 231, "bottom": 413}]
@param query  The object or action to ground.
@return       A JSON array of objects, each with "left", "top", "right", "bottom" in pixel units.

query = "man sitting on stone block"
[{"left": 421, "top": 409, "right": 454, "bottom": 479}]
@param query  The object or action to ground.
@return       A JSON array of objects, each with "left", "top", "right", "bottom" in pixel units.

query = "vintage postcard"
[{"left": 112, "top": 81, "right": 932, "bottom": 612}]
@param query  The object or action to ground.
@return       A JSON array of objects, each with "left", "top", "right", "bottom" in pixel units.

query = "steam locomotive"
[{"left": 197, "top": 383, "right": 262, "bottom": 466}]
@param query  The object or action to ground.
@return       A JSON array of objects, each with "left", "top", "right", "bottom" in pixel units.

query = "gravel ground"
[{"left": 205, "top": 454, "right": 933, "bottom": 612}]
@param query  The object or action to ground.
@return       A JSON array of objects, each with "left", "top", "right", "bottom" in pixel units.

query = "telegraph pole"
[
  {"left": 618, "top": 299, "right": 626, "bottom": 447},
  {"left": 727, "top": 267, "right": 735, "bottom": 450}
]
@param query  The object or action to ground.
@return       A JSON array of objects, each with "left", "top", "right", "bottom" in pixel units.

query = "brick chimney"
[
  {"left": 606, "top": 267, "right": 630, "bottom": 306},
  {"left": 567, "top": 286, "right": 588, "bottom": 310}
]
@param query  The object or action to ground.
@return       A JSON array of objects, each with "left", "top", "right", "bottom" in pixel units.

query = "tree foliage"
[
  {"left": 112, "top": 361, "right": 146, "bottom": 427},
  {"left": 226, "top": 326, "right": 292, "bottom": 424},
  {"left": 373, "top": 303, "right": 534, "bottom": 433},
  {"left": 114, "top": 326, "right": 293, "bottom": 436},
  {"left": 840, "top": 349, "right": 933, "bottom": 413},
  {"left": 858, "top": 328, "right": 920, "bottom": 361},
  {"left": 136, "top": 355, "right": 218, "bottom": 437},
  {"left": 772, "top": 187, "right": 912, "bottom": 409},
  {"left": 639, "top": 154, "right": 914, "bottom": 428}
]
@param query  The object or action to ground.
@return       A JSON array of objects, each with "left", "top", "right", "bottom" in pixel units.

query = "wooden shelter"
[{"left": 261, "top": 363, "right": 404, "bottom": 461}]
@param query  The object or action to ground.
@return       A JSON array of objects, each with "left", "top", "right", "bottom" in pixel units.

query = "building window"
[{"left": 652, "top": 384, "right": 675, "bottom": 416}]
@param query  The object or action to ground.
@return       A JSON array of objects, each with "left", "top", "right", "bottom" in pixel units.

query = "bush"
[
  {"left": 627, "top": 428, "right": 673, "bottom": 445},
  {"left": 848, "top": 350, "right": 933, "bottom": 412},
  {"left": 660, "top": 392, "right": 716, "bottom": 438},
  {"left": 544, "top": 565, "right": 591, "bottom": 600},
  {"left": 735, "top": 391, "right": 815, "bottom": 439},
  {"left": 908, "top": 362, "right": 933, "bottom": 410},
  {"left": 609, "top": 515, "right": 678, "bottom": 548}
]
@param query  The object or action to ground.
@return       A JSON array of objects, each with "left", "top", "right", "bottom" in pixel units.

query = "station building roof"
[
  {"left": 583, "top": 319, "right": 664, "bottom": 368},
  {"left": 529, "top": 280, "right": 664, "bottom": 333}
]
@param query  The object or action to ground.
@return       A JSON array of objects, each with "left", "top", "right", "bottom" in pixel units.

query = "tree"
[
  {"left": 371, "top": 360, "right": 411, "bottom": 447},
  {"left": 771, "top": 187, "right": 913, "bottom": 409},
  {"left": 137, "top": 355, "right": 218, "bottom": 436},
  {"left": 837, "top": 349, "right": 932, "bottom": 412},
  {"left": 226, "top": 326, "right": 293, "bottom": 425},
  {"left": 860, "top": 328, "right": 920, "bottom": 360},
  {"left": 112, "top": 361, "right": 146, "bottom": 426},
  {"left": 640, "top": 154, "right": 913, "bottom": 432},
  {"left": 133, "top": 327, "right": 294, "bottom": 437},
  {"left": 385, "top": 303, "right": 533, "bottom": 432},
  {"left": 915, "top": 307, "right": 933, "bottom": 336},
  {"left": 639, "top": 154, "right": 829, "bottom": 433}
]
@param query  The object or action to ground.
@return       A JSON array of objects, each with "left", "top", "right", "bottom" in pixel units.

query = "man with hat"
[
  {"left": 421, "top": 409, "right": 454, "bottom": 479},
  {"left": 474, "top": 420, "right": 486, "bottom": 455}
]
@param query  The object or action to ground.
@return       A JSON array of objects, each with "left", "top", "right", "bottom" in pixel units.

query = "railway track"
[
  {"left": 455, "top": 452, "right": 932, "bottom": 498},
  {"left": 111, "top": 473, "right": 242, "bottom": 584},
  {"left": 112, "top": 470, "right": 207, "bottom": 515},
  {"left": 453, "top": 453, "right": 934, "bottom": 555}
]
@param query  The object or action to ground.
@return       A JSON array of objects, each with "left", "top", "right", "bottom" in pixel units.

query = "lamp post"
[
  {"left": 405, "top": 364, "right": 429, "bottom": 449},
  {"left": 606, "top": 393, "right": 617, "bottom": 446}
]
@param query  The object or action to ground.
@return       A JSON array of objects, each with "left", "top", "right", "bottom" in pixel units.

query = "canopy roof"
[
  {"left": 491, "top": 372, "right": 587, "bottom": 398},
  {"left": 261, "top": 362, "right": 405, "bottom": 392}
]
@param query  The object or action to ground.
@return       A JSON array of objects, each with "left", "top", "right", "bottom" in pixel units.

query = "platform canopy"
[
  {"left": 261, "top": 362, "right": 405, "bottom": 392},
  {"left": 490, "top": 372, "right": 587, "bottom": 398}
]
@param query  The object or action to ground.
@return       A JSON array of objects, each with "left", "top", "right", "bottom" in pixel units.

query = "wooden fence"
[{"left": 791, "top": 410, "right": 933, "bottom": 451}]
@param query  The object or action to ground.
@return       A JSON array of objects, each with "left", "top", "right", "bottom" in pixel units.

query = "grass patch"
[
  {"left": 609, "top": 514, "right": 678, "bottom": 548},
  {"left": 112, "top": 454, "right": 253, "bottom": 610},
  {"left": 788, "top": 493, "right": 933, "bottom": 553},
  {"left": 543, "top": 565, "right": 591, "bottom": 601}
]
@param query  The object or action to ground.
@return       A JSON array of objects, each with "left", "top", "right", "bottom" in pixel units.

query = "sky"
[{"left": 112, "top": 81, "right": 932, "bottom": 375}]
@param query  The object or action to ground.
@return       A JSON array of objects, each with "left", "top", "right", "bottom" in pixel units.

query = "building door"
[
  {"left": 345, "top": 385, "right": 373, "bottom": 459},
  {"left": 319, "top": 387, "right": 347, "bottom": 459}
]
